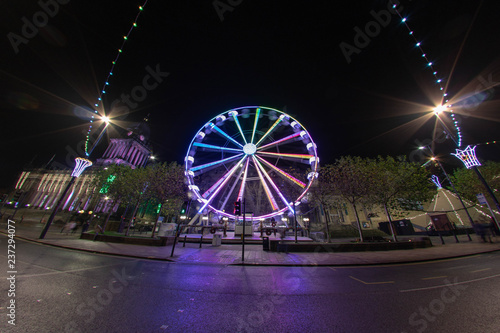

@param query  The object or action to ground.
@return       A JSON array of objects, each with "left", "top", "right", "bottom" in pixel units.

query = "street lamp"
[{"left": 39, "top": 158, "right": 92, "bottom": 239}]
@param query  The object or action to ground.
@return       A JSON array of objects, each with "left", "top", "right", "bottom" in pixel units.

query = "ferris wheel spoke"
[
  {"left": 201, "top": 156, "right": 246, "bottom": 199},
  {"left": 208, "top": 123, "right": 244, "bottom": 148},
  {"left": 190, "top": 154, "right": 244, "bottom": 174},
  {"left": 255, "top": 155, "right": 306, "bottom": 188},
  {"left": 197, "top": 155, "right": 247, "bottom": 214},
  {"left": 229, "top": 111, "right": 248, "bottom": 145},
  {"left": 218, "top": 161, "right": 247, "bottom": 213},
  {"left": 255, "top": 114, "right": 286, "bottom": 147},
  {"left": 257, "top": 131, "right": 303, "bottom": 151},
  {"left": 252, "top": 156, "right": 295, "bottom": 214},
  {"left": 237, "top": 158, "right": 250, "bottom": 201},
  {"left": 251, "top": 156, "right": 280, "bottom": 211},
  {"left": 250, "top": 107, "right": 261, "bottom": 144},
  {"left": 257, "top": 151, "right": 315, "bottom": 164},
  {"left": 192, "top": 142, "right": 242, "bottom": 154}
]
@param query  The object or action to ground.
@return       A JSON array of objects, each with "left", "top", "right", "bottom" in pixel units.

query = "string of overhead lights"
[
  {"left": 84, "top": 1, "right": 149, "bottom": 156},
  {"left": 389, "top": 1, "right": 463, "bottom": 147},
  {"left": 476, "top": 140, "right": 498, "bottom": 146}
]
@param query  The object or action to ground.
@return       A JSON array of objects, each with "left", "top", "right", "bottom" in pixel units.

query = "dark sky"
[{"left": 1, "top": 0, "right": 500, "bottom": 190}]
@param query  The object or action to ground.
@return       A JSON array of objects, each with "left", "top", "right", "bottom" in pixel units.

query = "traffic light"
[
  {"left": 180, "top": 201, "right": 188, "bottom": 215},
  {"left": 234, "top": 200, "right": 241, "bottom": 216}
]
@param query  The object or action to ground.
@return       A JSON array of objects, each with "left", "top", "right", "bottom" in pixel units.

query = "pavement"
[{"left": 2, "top": 219, "right": 500, "bottom": 266}]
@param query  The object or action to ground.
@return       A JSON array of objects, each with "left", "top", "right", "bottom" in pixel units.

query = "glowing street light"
[
  {"left": 433, "top": 104, "right": 447, "bottom": 115},
  {"left": 39, "top": 158, "right": 92, "bottom": 239},
  {"left": 101, "top": 116, "right": 110, "bottom": 124}
]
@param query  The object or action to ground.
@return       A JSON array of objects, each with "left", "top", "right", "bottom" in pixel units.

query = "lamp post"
[
  {"left": 39, "top": 158, "right": 92, "bottom": 239},
  {"left": 293, "top": 201, "right": 299, "bottom": 243}
]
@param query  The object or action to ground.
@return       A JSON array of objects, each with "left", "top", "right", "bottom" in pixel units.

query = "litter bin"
[
  {"left": 262, "top": 237, "right": 270, "bottom": 251},
  {"left": 212, "top": 233, "right": 222, "bottom": 247}
]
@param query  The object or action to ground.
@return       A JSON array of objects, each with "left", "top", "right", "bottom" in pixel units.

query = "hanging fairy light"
[
  {"left": 84, "top": 0, "right": 150, "bottom": 156},
  {"left": 389, "top": 1, "right": 463, "bottom": 147}
]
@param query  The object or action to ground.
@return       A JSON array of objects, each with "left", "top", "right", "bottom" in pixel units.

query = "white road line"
[
  {"left": 400, "top": 273, "right": 500, "bottom": 292},
  {"left": 0, "top": 264, "right": 126, "bottom": 278},
  {"left": 470, "top": 268, "right": 491, "bottom": 273}
]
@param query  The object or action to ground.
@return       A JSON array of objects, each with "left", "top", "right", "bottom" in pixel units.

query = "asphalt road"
[{"left": 1, "top": 235, "right": 500, "bottom": 333}]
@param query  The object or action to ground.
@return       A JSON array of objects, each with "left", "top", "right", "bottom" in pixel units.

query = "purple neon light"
[
  {"left": 193, "top": 142, "right": 242, "bottom": 153},
  {"left": 190, "top": 154, "right": 243, "bottom": 172},
  {"left": 255, "top": 155, "right": 306, "bottom": 188},
  {"left": 258, "top": 151, "right": 314, "bottom": 160},
  {"left": 257, "top": 132, "right": 302, "bottom": 151},
  {"left": 197, "top": 156, "right": 247, "bottom": 213},
  {"left": 237, "top": 158, "right": 250, "bottom": 201},
  {"left": 202, "top": 157, "right": 247, "bottom": 199},
  {"left": 72, "top": 158, "right": 92, "bottom": 177},
  {"left": 252, "top": 156, "right": 295, "bottom": 214},
  {"left": 251, "top": 156, "right": 279, "bottom": 211}
]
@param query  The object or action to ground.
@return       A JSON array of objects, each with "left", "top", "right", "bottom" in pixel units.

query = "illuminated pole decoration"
[
  {"left": 452, "top": 145, "right": 500, "bottom": 212},
  {"left": 431, "top": 175, "right": 442, "bottom": 189},
  {"left": 39, "top": 158, "right": 93, "bottom": 239},
  {"left": 419, "top": 146, "right": 475, "bottom": 229},
  {"left": 451, "top": 145, "right": 481, "bottom": 169},
  {"left": 84, "top": 1, "right": 149, "bottom": 157}
]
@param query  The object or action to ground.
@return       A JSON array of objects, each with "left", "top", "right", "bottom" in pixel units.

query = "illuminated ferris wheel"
[{"left": 184, "top": 106, "right": 319, "bottom": 222}]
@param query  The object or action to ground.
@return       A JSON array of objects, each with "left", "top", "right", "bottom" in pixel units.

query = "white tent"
[{"left": 406, "top": 188, "right": 500, "bottom": 228}]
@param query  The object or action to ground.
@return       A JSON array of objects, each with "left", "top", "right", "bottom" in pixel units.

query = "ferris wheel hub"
[{"left": 243, "top": 143, "right": 257, "bottom": 155}]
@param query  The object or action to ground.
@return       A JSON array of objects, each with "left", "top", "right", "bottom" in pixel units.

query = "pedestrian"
[
  {"left": 71, "top": 222, "right": 79, "bottom": 234},
  {"left": 81, "top": 221, "right": 90, "bottom": 234},
  {"left": 62, "top": 222, "right": 73, "bottom": 235}
]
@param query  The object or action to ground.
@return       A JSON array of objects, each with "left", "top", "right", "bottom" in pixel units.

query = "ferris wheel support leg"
[{"left": 188, "top": 214, "right": 202, "bottom": 226}]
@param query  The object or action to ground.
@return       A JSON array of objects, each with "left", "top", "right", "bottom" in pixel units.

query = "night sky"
[{"left": 1, "top": 0, "right": 500, "bottom": 190}]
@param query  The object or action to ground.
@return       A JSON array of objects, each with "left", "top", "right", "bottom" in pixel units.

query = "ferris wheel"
[{"left": 184, "top": 106, "right": 319, "bottom": 222}]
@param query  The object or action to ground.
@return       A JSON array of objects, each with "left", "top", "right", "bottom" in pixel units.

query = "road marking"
[
  {"left": 329, "top": 268, "right": 337, "bottom": 271},
  {"left": 400, "top": 273, "right": 500, "bottom": 292},
  {"left": 471, "top": 268, "right": 491, "bottom": 273},
  {"left": 349, "top": 276, "right": 395, "bottom": 285},
  {"left": 345, "top": 255, "right": 482, "bottom": 268},
  {"left": 0, "top": 263, "right": 123, "bottom": 279},
  {"left": 421, "top": 275, "right": 447, "bottom": 280}
]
